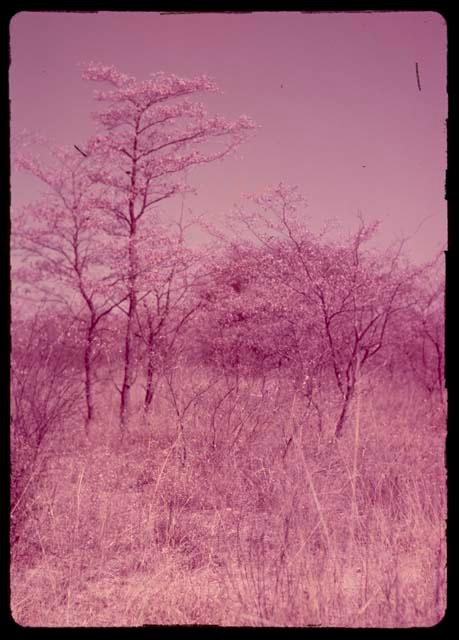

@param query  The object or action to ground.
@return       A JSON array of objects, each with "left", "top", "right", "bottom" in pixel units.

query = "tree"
[
  {"left": 227, "top": 183, "right": 423, "bottom": 437},
  {"left": 12, "top": 145, "right": 127, "bottom": 434},
  {"left": 79, "top": 62, "right": 256, "bottom": 431},
  {"left": 397, "top": 257, "right": 445, "bottom": 407},
  {"left": 129, "top": 213, "right": 204, "bottom": 412}
]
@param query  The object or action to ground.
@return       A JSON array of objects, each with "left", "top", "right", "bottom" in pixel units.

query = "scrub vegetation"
[{"left": 11, "top": 64, "right": 446, "bottom": 627}]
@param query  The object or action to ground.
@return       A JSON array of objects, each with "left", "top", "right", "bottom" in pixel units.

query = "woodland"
[{"left": 10, "top": 63, "right": 446, "bottom": 627}]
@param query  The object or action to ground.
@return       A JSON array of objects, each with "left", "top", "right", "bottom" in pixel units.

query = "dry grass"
[{"left": 10, "top": 369, "right": 446, "bottom": 627}]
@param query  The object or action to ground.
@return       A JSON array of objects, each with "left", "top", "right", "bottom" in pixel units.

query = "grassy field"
[{"left": 10, "top": 369, "right": 446, "bottom": 627}]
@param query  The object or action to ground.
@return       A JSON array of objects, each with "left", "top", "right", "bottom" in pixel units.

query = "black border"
[{"left": 2, "top": 3, "right": 453, "bottom": 634}]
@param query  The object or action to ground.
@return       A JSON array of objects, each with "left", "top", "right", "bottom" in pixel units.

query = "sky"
[{"left": 10, "top": 11, "right": 447, "bottom": 263}]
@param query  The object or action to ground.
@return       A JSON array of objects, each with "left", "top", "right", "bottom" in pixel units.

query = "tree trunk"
[
  {"left": 144, "top": 323, "right": 155, "bottom": 411},
  {"left": 84, "top": 324, "right": 95, "bottom": 435},
  {"left": 335, "top": 385, "right": 354, "bottom": 438},
  {"left": 120, "top": 291, "right": 136, "bottom": 432},
  {"left": 144, "top": 353, "right": 155, "bottom": 410},
  {"left": 120, "top": 135, "right": 139, "bottom": 434}
]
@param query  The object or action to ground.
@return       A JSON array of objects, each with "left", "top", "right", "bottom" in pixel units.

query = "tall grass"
[{"left": 10, "top": 366, "right": 446, "bottom": 627}]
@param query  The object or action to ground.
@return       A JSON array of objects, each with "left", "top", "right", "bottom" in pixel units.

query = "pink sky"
[{"left": 10, "top": 11, "right": 447, "bottom": 263}]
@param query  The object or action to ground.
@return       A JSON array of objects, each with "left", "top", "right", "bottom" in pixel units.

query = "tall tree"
[{"left": 80, "top": 63, "right": 256, "bottom": 431}]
